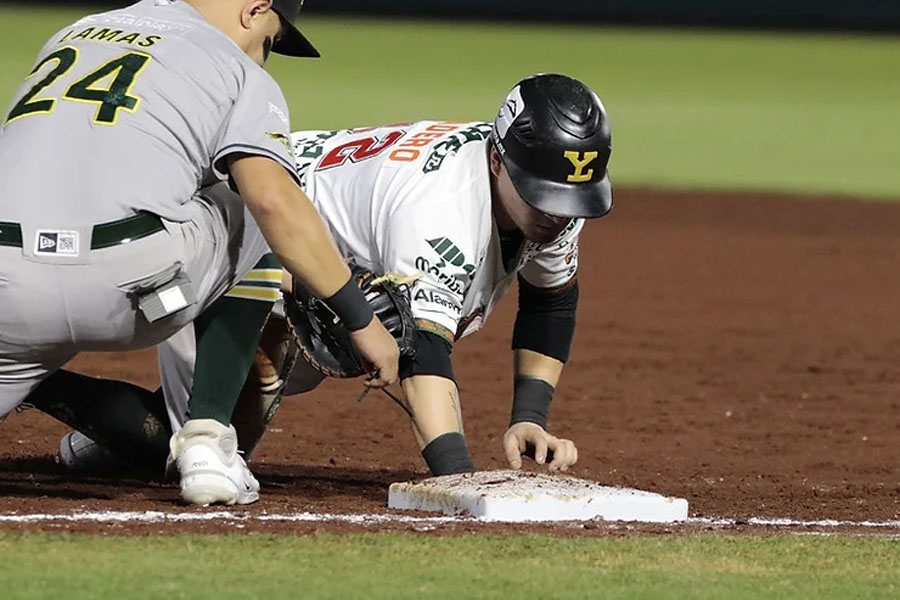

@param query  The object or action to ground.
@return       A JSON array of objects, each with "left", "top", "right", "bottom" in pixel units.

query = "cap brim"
[
  {"left": 272, "top": 22, "right": 320, "bottom": 58},
  {"left": 505, "top": 157, "right": 613, "bottom": 218}
]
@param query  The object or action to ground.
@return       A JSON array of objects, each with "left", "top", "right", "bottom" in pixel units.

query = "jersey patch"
[
  {"left": 34, "top": 230, "right": 79, "bottom": 256},
  {"left": 266, "top": 132, "right": 293, "bottom": 156}
]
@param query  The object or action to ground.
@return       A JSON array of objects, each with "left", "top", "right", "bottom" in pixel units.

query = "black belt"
[{"left": 0, "top": 212, "right": 165, "bottom": 250}]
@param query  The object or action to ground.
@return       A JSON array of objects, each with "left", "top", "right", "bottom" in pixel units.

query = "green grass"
[
  {"left": 1, "top": 6, "right": 899, "bottom": 199},
  {"left": 1, "top": 532, "right": 899, "bottom": 599}
]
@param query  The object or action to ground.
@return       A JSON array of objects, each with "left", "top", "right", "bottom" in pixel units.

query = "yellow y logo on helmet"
[{"left": 563, "top": 150, "right": 599, "bottom": 182}]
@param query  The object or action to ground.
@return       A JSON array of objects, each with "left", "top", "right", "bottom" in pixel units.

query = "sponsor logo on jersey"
[
  {"left": 413, "top": 288, "right": 462, "bottom": 315},
  {"left": 422, "top": 122, "right": 492, "bottom": 174},
  {"left": 427, "top": 237, "right": 476, "bottom": 276},
  {"left": 414, "top": 237, "right": 478, "bottom": 294},
  {"left": 414, "top": 256, "right": 466, "bottom": 295}
]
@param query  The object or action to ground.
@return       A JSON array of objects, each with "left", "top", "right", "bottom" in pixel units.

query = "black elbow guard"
[
  {"left": 512, "top": 276, "right": 578, "bottom": 363},
  {"left": 399, "top": 329, "right": 456, "bottom": 382}
]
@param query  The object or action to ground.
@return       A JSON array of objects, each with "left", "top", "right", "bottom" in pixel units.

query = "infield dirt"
[{"left": 1, "top": 188, "right": 898, "bottom": 534}]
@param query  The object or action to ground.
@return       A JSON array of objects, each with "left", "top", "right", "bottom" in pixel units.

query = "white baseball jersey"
[{"left": 291, "top": 121, "right": 583, "bottom": 343}]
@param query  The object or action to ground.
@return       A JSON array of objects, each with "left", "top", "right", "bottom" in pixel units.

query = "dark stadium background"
[{"left": 15, "top": 0, "right": 900, "bottom": 31}]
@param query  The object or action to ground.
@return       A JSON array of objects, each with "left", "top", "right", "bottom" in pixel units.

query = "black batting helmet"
[{"left": 491, "top": 74, "right": 612, "bottom": 218}]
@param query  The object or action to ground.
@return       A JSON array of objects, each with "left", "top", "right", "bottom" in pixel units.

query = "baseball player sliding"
[
  {"left": 36, "top": 74, "right": 614, "bottom": 487},
  {"left": 0, "top": 0, "right": 400, "bottom": 507}
]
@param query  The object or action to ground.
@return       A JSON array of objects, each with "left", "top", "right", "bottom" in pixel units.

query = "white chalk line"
[
  {"left": 1, "top": 511, "right": 900, "bottom": 529},
  {"left": 691, "top": 517, "right": 900, "bottom": 529},
  {"left": 0, "top": 510, "right": 460, "bottom": 526}
]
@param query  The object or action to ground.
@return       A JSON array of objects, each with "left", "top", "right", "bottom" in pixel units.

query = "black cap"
[
  {"left": 491, "top": 74, "right": 612, "bottom": 218},
  {"left": 271, "top": 0, "right": 319, "bottom": 58}
]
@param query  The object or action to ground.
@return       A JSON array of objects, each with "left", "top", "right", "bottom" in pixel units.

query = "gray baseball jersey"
[
  {"left": 0, "top": 0, "right": 297, "bottom": 224},
  {"left": 0, "top": 0, "right": 298, "bottom": 416}
]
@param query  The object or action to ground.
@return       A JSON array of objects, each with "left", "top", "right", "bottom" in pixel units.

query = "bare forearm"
[
  {"left": 253, "top": 195, "right": 349, "bottom": 296},
  {"left": 401, "top": 374, "right": 475, "bottom": 475},
  {"left": 401, "top": 374, "right": 463, "bottom": 450},
  {"left": 514, "top": 349, "right": 563, "bottom": 386}
]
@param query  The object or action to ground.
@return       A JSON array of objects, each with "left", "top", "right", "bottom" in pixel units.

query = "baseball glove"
[{"left": 284, "top": 263, "right": 417, "bottom": 378}]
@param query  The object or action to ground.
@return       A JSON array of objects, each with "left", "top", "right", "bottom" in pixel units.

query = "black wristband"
[
  {"left": 421, "top": 432, "right": 476, "bottom": 476},
  {"left": 323, "top": 277, "right": 374, "bottom": 332},
  {"left": 510, "top": 377, "right": 554, "bottom": 429}
]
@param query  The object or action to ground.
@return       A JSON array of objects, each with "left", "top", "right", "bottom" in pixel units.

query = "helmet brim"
[
  {"left": 272, "top": 21, "right": 320, "bottom": 58},
  {"left": 504, "top": 156, "right": 613, "bottom": 218}
]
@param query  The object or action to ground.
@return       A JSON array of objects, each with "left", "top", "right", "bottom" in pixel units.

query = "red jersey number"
[{"left": 317, "top": 130, "right": 405, "bottom": 170}]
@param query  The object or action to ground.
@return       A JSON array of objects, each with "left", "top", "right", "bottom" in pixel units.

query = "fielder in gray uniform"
[{"left": 0, "top": 0, "right": 399, "bottom": 506}]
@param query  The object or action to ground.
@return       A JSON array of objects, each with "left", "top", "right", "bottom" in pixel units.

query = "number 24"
[{"left": 6, "top": 46, "right": 151, "bottom": 126}]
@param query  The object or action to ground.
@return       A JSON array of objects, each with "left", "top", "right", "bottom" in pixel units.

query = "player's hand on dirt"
[
  {"left": 349, "top": 317, "right": 400, "bottom": 388},
  {"left": 502, "top": 422, "right": 578, "bottom": 472}
]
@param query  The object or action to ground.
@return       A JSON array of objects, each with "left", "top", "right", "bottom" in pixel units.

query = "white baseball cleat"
[
  {"left": 57, "top": 430, "right": 121, "bottom": 474},
  {"left": 170, "top": 419, "right": 260, "bottom": 506}
]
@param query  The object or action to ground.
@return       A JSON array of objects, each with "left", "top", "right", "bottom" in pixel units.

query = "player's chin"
[{"left": 524, "top": 223, "right": 568, "bottom": 244}]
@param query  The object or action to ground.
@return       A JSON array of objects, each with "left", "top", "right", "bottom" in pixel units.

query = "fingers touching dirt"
[{"left": 502, "top": 422, "right": 578, "bottom": 473}]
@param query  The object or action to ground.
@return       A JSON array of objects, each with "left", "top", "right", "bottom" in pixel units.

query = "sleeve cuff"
[{"left": 213, "top": 144, "right": 301, "bottom": 186}]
